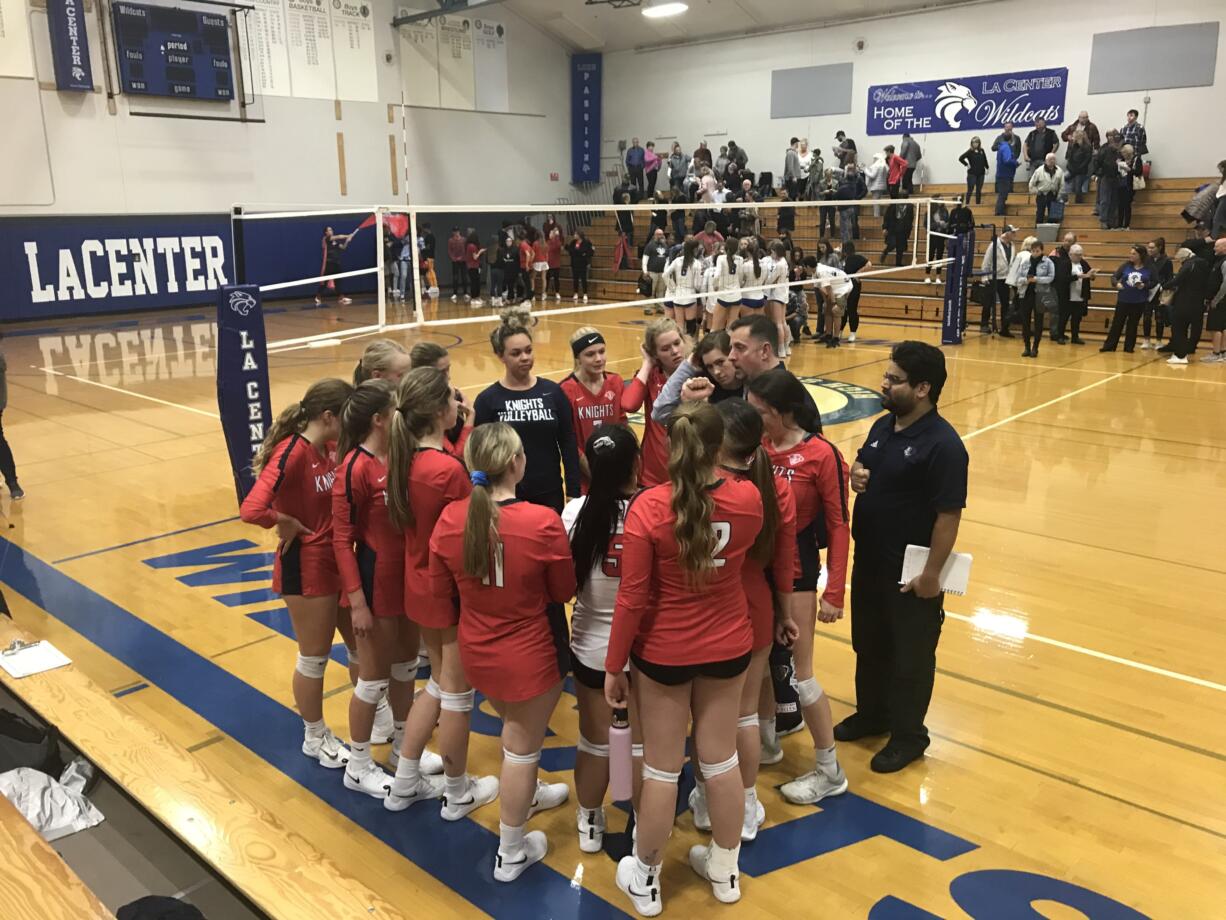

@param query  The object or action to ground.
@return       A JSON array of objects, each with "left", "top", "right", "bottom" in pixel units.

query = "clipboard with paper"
[{"left": 899, "top": 545, "right": 972, "bottom": 596}]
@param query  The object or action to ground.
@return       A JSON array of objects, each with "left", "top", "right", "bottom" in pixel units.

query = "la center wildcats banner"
[{"left": 866, "top": 67, "right": 1068, "bottom": 136}]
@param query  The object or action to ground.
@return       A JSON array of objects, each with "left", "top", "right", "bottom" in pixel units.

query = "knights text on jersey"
[
  {"left": 240, "top": 434, "right": 337, "bottom": 549},
  {"left": 560, "top": 373, "right": 627, "bottom": 453}
]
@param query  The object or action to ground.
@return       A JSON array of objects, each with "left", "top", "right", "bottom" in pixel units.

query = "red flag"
[
  {"left": 385, "top": 213, "right": 409, "bottom": 240},
  {"left": 355, "top": 213, "right": 377, "bottom": 231}
]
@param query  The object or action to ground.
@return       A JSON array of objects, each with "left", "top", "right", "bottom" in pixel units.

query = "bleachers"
[{"left": 566, "top": 177, "right": 1209, "bottom": 335}]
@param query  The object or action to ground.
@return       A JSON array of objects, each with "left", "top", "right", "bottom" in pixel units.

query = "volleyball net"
[{"left": 230, "top": 197, "right": 967, "bottom": 352}]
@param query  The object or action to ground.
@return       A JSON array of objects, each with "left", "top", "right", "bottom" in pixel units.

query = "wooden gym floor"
[{"left": 0, "top": 296, "right": 1223, "bottom": 919}]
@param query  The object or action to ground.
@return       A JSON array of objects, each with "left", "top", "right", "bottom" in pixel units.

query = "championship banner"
[
  {"left": 47, "top": 0, "right": 94, "bottom": 92},
  {"left": 216, "top": 285, "right": 272, "bottom": 504},
  {"left": 942, "top": 231, "right": 975, "bottom": 346},
  {"left": 866, "top": 68, "right": 1067, "bottom": 136},
  {"left": 570, "top": 52, "right": 601, "bottom": 184}
]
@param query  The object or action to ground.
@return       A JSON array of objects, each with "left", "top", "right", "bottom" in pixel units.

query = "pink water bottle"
[{"left": 608, "top": 708, "right": 633, "bottom": 802}]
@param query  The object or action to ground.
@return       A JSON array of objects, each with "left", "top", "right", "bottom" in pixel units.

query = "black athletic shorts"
[
  {"left": 630, "top": 651, "right": 751, "bottom": 686},
  {"left": 572, "top": 653, "right": 630, "bottom": 690},
  {"left": 1207, "top": 305, "right": 1226, "bottom": 333},
  {"left": 793, "top": 520, "right": 821, "bottom": 592}
]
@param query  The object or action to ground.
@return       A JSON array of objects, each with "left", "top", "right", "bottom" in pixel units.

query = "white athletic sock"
[
  {"left": 444, "top": 772, "right": 467, "bottom": 799},
  {"left": 392, "top": 720, "right": 406, "bottom": 749},
  {"left": 390, "top": 756, "right": 420, "bottom": 794},
  {"left": 759, "top": 720, "right": 777, "bottom": 747},
  {"left": 349, "top": 739, "right": 371, "bottom": 769},
  {"left": 304, "top": 718, "right": 325, "bottom": 738},
  {"left": 634, "top": 855, "right": 660, "bottom": 885},
  {"left": 744, "top": 786, "right": 758, "bottom": 808},
  {"left": 498, "top": 822, "right": 525, "bottom": 858},
  {"left": 815, "top": 744, "right": 838, "bottom": 771}
]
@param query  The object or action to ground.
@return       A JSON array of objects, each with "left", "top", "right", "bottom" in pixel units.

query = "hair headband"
[
  {"left": 470, "top": 471, "right": 489, "bottom": 487},
  {"left": 571, "top": 332, "right": 605, "bottom": 358}
]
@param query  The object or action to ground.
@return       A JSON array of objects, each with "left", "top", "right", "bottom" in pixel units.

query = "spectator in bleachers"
[
  {"left": 885, "top": 145, "right": 908, "bottom": 198},
  {"left": 1162, "top": 239, "right": 1215, "bottom": 365},
  {"left": 642, "top": 227, "right": 670, "bottom": 306},
  {"left": 1093, "top": 132, "right": 1122, "bottom": 227},
  {"left": 644, "top": 142, "right": 661, "bottom": 196},
  {"left": 817, "top": 168, "right": 839, "bottom": 238},
  {"left": 447, "top": 227, "right": 466, "bottom": 302},
  {"left": 1203, "top": 238, "right": 1226, "bottom": 363},
  {"left": 1115, "top": 145, "right": 1142, "bottom": 231},
  {"left": 1064, "top": 130, "right": 1094, "bottom": 204},
  {"left": 1119, "top": 109, "right": 1148, "bottom": 158},
  {"left": 959, "top": 137, "right": 988, "bottom": 205},
  {"left": 864, "top": 149, "right": 889, "bottom": 216},
  {"left": 0, "top": 333, "right": 21, "bottom": 501},
  {"left": 728, "top": 140, "right": 749, "bottom": 171},
  {"left": 714, "top": 145, "right": 730, "bottom": 178},
  {"left": 1062, "top": 243, "right": 1094, "bottom": 344},
  {"left": 667, "top": 143, "right": 690, "bottom": 198},
  {"left": 991, "top": 122, "right": 1021, "bottom": 160},
  {"left": 1029, "top": 153, "right": 1064, "bottom": 224},
  {"left": 567, "top": 230, "right": 594, "bottom": 303},
  {"left": 837, "top": 165, "right": 867, "bottom": 244},
  {"left": 1213, "top": 168, "right": 1226, "bottom": 239},
  {"left": 697, "top": 165, "right": 716, "bottom": 204},
  {"left": 625, "top": 138, "right": 645, "bottom": 192},
  {"left": 695, "top": 221, "right": 724, "bottom": 257},
  {"left": 994, "top": 138, "right": 1019, "bottom": 216},
  {"left": 1024, "top": 118, "right": 1059, "bottom": 171},
  {"left": 978, "top": 224, "right": 1017, "bottom": 334},
  {"left": 1061, "top": 111, "right": 1101, "bottom": 150},
  {"left": 1142, "top": 237, "right": 1173, "bottom": 350},
  {"left": 925, "top": 197, "right": 950, "bottom": 285},
  {"left": 900, "top": 133, "right": 923, "bottom": 193},
  {"left": 1101, "top": 244, "right": 1156, "bottom": 352},
  {"left": 882, "top": 192, "right": 914, "bottom": 267},
  {"left": 784, "top": 137, "right": 803, "bottom": 201},
  {"left": 1050, "top": 233, "right": 1075, "bottom": 344},
  {"left": 798, "top": 139, "right": 816, "bottom": 196},
  {"left": 834, "top": 131, "right": 857, "bottom": 167},
  {"left": 693, "top": 140, "right": 712, "bottom": 169},
  {"left": 649, "top": 193, "right": 668, "bottom": 235}
]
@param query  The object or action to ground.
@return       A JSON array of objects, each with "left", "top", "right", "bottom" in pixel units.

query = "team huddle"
[{"left": 238, "top": 318, "right": 952, "bottom": 915}]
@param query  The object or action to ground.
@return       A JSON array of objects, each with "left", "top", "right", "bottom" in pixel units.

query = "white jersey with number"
[
  {"left": 765, "top": 255, "right": 790, "bottom": 303},
  {"left": 811, "top": 262, "right": 854, "bottom": 300},
  {"left": 562, "top": 497, "right": 628, "bottom": 672}
]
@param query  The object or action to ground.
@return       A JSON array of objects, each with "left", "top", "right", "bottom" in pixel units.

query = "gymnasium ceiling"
[{"left": 504, "top": 0, "right": 978, "bottom": 52}]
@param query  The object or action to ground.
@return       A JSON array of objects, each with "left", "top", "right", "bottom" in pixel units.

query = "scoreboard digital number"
[{"left": 112, "top": 3, "right": 234, "bottom": 101}]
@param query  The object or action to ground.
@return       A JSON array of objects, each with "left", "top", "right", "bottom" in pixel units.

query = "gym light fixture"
[{"left": 641, "top": 0, "right": 688, "bottom": 18}]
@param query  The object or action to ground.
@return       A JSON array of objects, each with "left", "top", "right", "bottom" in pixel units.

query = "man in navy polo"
[{"left": 837, "top": 341, "right": 968, "bottom": 773}]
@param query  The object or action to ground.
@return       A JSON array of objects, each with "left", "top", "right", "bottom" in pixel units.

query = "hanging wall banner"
[
  {"left": 0, "top": 0, "right": 35, "bottom": 77},
  {"left": 330, "top": 0, "right": 378, "bottom": 103},
  {"left": 398, "top": 6, "right": 439, "bottom": 107},
  {"left": 47, "top": 0, "right": 94, "bottom": 92},
  {"left": 472, "top": 18, "right": 507, "bottom": 112},
  {"left": 570, "top": 52, "right": 601, "bottom": 184},
  {"left": 285, "top": 0, "right": 335, "bottom": 99},
  {"left": 436, "top": 15, "right": 474, "bottom": 109},
  {"left": 866, "top": 67, "right": 1068, "bottom": 136},
  {"left": 239, "top": 0, "right": 292, "bottom": 97},
  {"left": 216, "top": 284, "right": 273, "bottom": 505}
]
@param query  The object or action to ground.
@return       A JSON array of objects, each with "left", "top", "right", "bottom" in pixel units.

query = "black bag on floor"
[{"left": 0, "top": 708, "right": 64, "bottom": 776}]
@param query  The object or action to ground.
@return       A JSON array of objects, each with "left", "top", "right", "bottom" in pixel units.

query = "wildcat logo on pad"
[{"left": 228, "top": 290, "right": 257, "bottom": 316}]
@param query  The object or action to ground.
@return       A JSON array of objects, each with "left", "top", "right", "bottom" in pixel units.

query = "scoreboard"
[{"left": 112, "top": 3, "right": 234, "bottom": 101}]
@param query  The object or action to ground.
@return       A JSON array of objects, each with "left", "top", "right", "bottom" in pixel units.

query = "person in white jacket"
[
  {"left": 712, "top": 238, "right": 742, "bottom": 331},
  {"left": 663, "top": 238, "right": 703, "bottom": 337},
  {"left": 864, "top": 151, "right": 889, "bottom": 217},
  {"left": 1008, "top": 237, "right": 1056, "bottom": 357},
  {"left": 765, "top": 240, "right": 793, "bottom": 357},
  {"left": 1027, "top": 153, "right": 1065, "bottom": 225},
  {"left": 977, "top": 224, "right": 1017, "bottom": 334}
]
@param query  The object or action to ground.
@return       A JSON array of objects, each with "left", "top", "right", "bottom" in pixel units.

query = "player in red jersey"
[
  {"left": 605, "top": 402, "right": 764, "bottom": 914},
  {"left": 687, "top": 398, "right": 799, "bottom": 844},
  {"left": 428, "top": 423, "right": 575, "bottom": 882},
  {"left": 747, "top": 368, "right": 850, "bottom": 806},
  {"left": 621, "top": 318, "right": 688, "bottom": 487},
  {"left": 240, "top": 378, "right": 354, "bottom": 770},
  {"left": 560, "top": 326, "right": 626, "bottom": 488},
  {"left": 332, "top": 380, "right": 437, "bottom": 798},
  {"left": 409, "top": 341, "right": 472, "bottom": 458},
  {"left": 383, "top": 367, "right": 495, "bottom": 817}
]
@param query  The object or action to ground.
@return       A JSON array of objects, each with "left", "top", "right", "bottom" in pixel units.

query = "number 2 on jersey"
[{"left": 712, "top": 522, "right": 731, "bottom": 567}]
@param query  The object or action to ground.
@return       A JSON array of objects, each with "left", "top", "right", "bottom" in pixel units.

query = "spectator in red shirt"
[
  {"left": 446, "top": 227, "right": 467, "bottom": 302},
  {"left": 464, "top": 231, "right": 486, "bottom": 306},
  {"left": 885, "top": 145, "right": 908, "bottom": 198},
  {"left": 695, "top": 221, "right": 725, "bottom": 257},
  {"left": 605, "top": 402, "right": 764, "bottom": 913},
  {"left": 546, "top": 228, "right": 563, "bottom": 301}
]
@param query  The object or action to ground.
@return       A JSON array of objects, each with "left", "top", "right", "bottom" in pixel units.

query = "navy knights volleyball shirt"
[{"left": 473, "top": 379, "right": 582, "bottom": 502}]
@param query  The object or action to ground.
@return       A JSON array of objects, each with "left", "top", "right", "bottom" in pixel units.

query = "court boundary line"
[
  {"left": 53, "top": 517, "right": 240, "bottom": 565},
  {"left": 33, "top": 365, "right": 221, "bottom": 420}
]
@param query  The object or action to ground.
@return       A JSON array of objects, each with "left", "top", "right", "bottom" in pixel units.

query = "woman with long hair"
[
  {"left": 765, "top": 240, "right": 792, "bottom": 359},
  {"left": 622, "top": 318, "right": 688, "bottom": 488},
  {"left": 662, "top": 237, "right": 702, "bottom": 338},
  {"left": 408, "top": 341, "right": 470, "bottom": 457},
  {"left": 605, "top": 402, "right": 764, "bottom": 913},
  {"left": 738, "top": 239, "right": 767, "bottom": 317},
  {"left": 332, "top": 380, "right": 439, "bottom": 797},
  {"left": 240, "top": 378, "right": 355, "bottom": 769},
  {"left": 688, "top": 399, "right": 798, "bottom": 843},
  {"left": 384, "top": 367, "right": 495, "bottom": 816},
  {"left": 465, "top": 230, "right": 486, "bottom": 306},
  {"left": 560, "top": 327, "right": 627, "bottom": 488},
  {"left": 1141, "top": 236, "right": 1173, "bottom": 350},
  {"left": 353, "top": 339, "right": 411, "bottom": 386},
  {"left": 429, "top": 423, "right": 574, "bottom": 881},
  {"left": 712, "top": 237, "right": 742, "bottom": 331},
  {"left": 562, "top": 425, "right": 642, "bottom": 852},
  {"left": 746, "top": 368, "right": 849, "bottom": 806},
  {"left": 1101, "top": 244, "right": 1155, "bottom": 353},
  {"left": 472, "top": 316, "right": 582, "bottom": 511}
]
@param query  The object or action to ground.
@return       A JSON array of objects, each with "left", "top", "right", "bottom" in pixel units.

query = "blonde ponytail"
[
  {"left": 666, "top": 403, "right": 724, "bottom": 584},
  {"left": 461, "top": 422, "right": 522, "bottom": 579},
  {"left": 386, "top": 367, "right": 453, "bottom": 530}
]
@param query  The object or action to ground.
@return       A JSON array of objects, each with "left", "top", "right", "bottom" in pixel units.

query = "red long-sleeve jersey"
[
  {"left": 560, "top": 372, "right": 627, "bottom": 454},
  {"left": 403, "top": 447, "right": 471, "bottom": 628},
  {"left": 240, "top": 434, "right": 337, "bottom": 549},
  {"left": 332, "top": 447, "right": 405, "bottom": 617},
  {"left": 764, "top": 434, "right": 850, "bottom": 607},
  {"left": 429, "top": 499, "right": 576, "bottom": 701},
  {"left": 621, "top": 366, "right": 669, "bottom": 486},
  {"left": 724, "top": 467, "right": 797, "bottom": 651},
  {"left": 606, "top": 478, "right": 763, "bottom": 671}
]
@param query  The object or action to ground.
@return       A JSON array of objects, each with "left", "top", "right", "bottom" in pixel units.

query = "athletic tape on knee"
[
  {"left": 641, "top": 763, "right": 681, "bottom": 784},
  {"left": 503, "top": 747, "right": 541, "bottom": 765},
  {"left": 295, "top": 654, "right": 328, "bottom": 679},
  {"left": 631, "top": 744, "right": 644, "bottom": 759},
  {"left": 439, "top": 688, "right": 475, "bottom": 713},
  {"left": 424, "top": 678, "right": 442, "bottom": 700},
  {"left": 796, "top": 676, "right": 823, "bottom": 708},
  {"left": 699, "top": 753, "right": 740, "bottom": 780},
  {"left": 389, "top": 659, "right": 419, "bottom": 683},
  {"left": 576, "top": 734, "right": 609, "bottom": 757},
  {"left": 354, "top": 678, "right": 389, "bottom": 704},
  {"left": 737, "top": 714, "right": 759, "bottom": 729}
]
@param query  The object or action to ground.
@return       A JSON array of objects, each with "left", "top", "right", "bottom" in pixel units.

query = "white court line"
[
  {"left": 961, "top": 373, "right": 1124, "bottom": 441},
  {"left": 34, "top": 366, "right": 220, "bottom": 419},
  {"left": 943, "top": 611, "right": 1226, "bottom": 694}
]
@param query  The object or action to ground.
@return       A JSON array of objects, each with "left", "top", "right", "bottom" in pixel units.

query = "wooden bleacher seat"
[
  {"left": 0, "top": 618, "right": 411, "bottom": 920},
  {"left": 0, "top": 790, "right": 113, "bottom": 919}
]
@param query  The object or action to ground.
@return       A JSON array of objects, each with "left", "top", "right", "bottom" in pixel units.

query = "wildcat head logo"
[
  {"left": 228, "top": 290, "right": 257, "bottom": 316},
  {"left": 935, "top": 82, "right": 977, "bottom": 129}
]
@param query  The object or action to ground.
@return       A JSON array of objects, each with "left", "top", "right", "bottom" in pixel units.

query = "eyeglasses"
[{"left": 883, "top": 373, "right": 907, "bottom": 386}]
